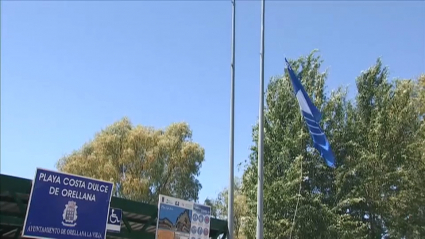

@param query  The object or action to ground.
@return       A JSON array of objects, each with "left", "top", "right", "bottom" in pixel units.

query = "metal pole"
[
  {"left": 228, "top": 0, "right": 236, "bottom": 239},
  {"left": 256, "top": 0, "right": 265, "bottom": 239}
]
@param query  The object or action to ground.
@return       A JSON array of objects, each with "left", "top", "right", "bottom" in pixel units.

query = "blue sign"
[
  {"left": 22, "top": 168, "right": 114, "bottom": 239},
  {"left": 106, "top": 208, "right": 122, "bottom": 232}
]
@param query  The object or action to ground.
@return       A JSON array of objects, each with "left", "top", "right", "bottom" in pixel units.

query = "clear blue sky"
[{"left": 2, "top": 1, "right": 424, "bottom": 203}]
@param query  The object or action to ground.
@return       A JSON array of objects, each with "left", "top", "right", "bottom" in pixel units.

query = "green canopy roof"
[{"left": 0, "top": 173, "right": 228, "bottom": 239}]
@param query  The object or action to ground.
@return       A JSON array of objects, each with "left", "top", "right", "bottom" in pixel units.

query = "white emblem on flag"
[{"left": 62, "top": 201, "right": 78, "bottom": 227}]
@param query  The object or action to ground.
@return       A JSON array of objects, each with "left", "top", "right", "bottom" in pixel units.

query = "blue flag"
[{"left": 285, "top": 58, "right": 336, "bottom": 168}]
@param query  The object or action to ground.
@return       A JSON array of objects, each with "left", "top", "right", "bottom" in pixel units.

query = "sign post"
[{"left": 22, "top": 168, "right": 114, "bottom": 239}]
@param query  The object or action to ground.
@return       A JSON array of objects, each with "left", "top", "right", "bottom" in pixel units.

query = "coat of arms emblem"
[{"left": 62, "top": 201, "right": 78, "bottom": 227}]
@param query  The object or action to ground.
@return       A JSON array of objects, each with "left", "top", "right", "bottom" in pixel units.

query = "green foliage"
[
  {"left": 205, "top": 178, "right": 248, "bottom": 239},
  {"left": 336, "top": 60, "right": 425, "bottom": 239},
  {"left": 56, "top": 118, "right": 205, "bottom": 204},
  {"left": 241, "top": 51, "right": 425, "bottom": 239}
]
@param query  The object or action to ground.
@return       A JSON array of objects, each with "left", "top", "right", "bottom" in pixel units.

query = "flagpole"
[
  {"left": 256, "top": 0, "right": 265, "bottom": 238},
  {"left": 228, "top": 0, "right": 236, "bottom": 239}
]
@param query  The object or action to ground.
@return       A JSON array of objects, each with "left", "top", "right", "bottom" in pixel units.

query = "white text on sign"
[{"left": 39, "top": 172, "right": 110, "bottom": 202}]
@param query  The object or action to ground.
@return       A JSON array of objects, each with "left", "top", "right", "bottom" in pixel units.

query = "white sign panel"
[{"left": 156, "top": 195, "right": 211, "bottom": 239}]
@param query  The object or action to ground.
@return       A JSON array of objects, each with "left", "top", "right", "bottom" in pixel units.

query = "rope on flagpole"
[{"left": 289, "top": 153, "right": 303, "bottom": 239}]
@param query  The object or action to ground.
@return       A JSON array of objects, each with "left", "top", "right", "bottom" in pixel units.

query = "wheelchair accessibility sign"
[{"left": 106, "top": 208, "right": 122, "bottom": 232}]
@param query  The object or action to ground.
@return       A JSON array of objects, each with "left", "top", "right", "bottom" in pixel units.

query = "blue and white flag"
[{"left": 285, "top": 58, "right": 336, "bottom": 168}]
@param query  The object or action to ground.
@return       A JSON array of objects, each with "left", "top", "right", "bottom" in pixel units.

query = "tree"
[
  {"left": 241, "top": 51, "right": 425, "bottom": 239},
  {"left": 416, "top": 74, "right": 425, "bottom": 116},
  {"left": 335, "top": 60, "right": 425, "bottom": 238},
  {"left": 243, "top": 51, "right": 341, "bottom": 239},
  {"left": 205, "top": 178, "right": 248, "bottom": 239},
  {"left": 56, "top": 117, "right": 205, "bottom": 204}
]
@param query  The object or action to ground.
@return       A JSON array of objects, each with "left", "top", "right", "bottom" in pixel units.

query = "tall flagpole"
[
  {"left": 228, "top": 0, "right": 236, "bottom": 239},
  {"left": 256, "top": 0, "right": 265, "bottom": 238}
]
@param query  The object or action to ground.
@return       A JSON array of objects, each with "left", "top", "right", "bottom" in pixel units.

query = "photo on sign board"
[
  {"left": 157, "top": 229, "right": 174, "bottom": 239},
  {"left": 157, "top": 204, "right": 192, "bottom": 233},
  {"left": 156, "top": 229, "right": 190, "bottom": 239}
]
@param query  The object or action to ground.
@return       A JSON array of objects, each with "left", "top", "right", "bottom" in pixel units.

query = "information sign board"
[
  {"left": 156, "top": 195, "right": 211, "bottom": 239},
  {"left": 190, "top": 204, "right": 211, "bottom": 239},
  {"left": 22, "top": 168, "right": 114, "bottom": 239}
]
